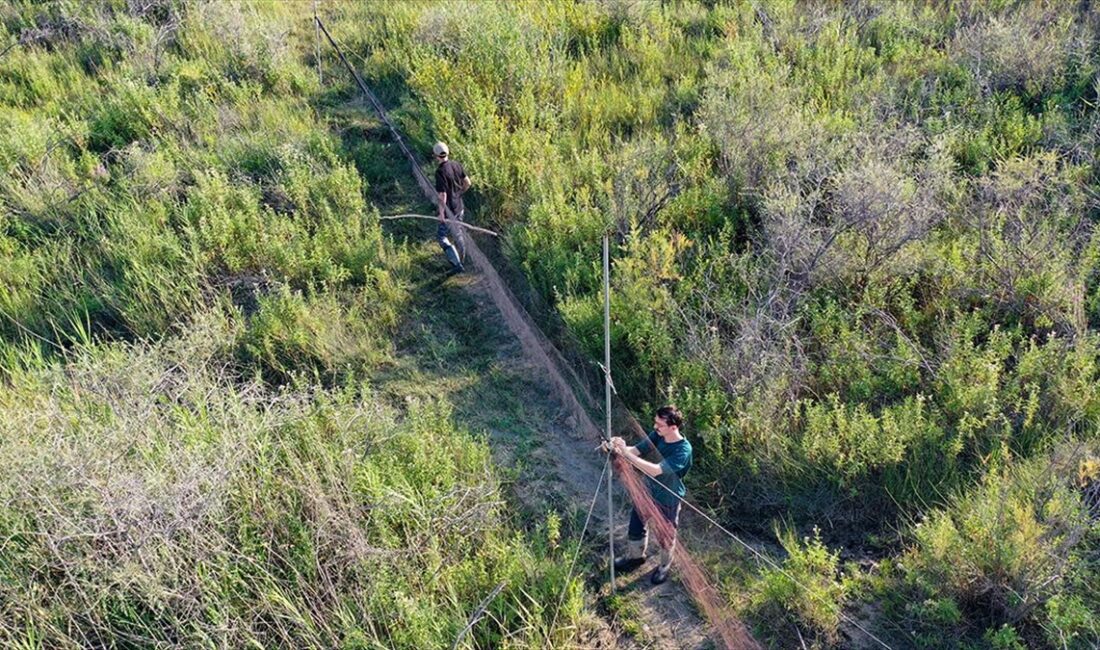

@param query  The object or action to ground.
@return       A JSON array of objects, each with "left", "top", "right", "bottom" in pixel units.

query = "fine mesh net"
[
  {"left": 613, "top": 452, "right": 759, "bottom": 650},
  {"left": 459, "top": 204, "right": 760, "bottom": 650},
  {"left": 465, "top": 229, "right": 760, "bottom": 649}
]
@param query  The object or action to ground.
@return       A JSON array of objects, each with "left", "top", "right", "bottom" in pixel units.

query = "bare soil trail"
[{"left": 373, "top": 235, "right": 728, "bottom": 649}]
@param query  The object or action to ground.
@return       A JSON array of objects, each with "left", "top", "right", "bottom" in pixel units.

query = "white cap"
[{"left": 432, "top": 141, "right": 449, "bottom": 157}]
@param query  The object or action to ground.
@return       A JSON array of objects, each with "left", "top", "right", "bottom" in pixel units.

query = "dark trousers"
[{"left": 627, "top": 500, "right": 681, "bottom": 541}]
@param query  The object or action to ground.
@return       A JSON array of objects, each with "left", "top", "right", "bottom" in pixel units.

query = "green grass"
[
  {"left": 0, "top": 2, "right": 600, "bottom": 648},
  {"left": 0, "top": 313, "right": 590, "bottom": 648}
]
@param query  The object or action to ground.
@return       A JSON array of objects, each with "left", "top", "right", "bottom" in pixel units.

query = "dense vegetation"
[{"left": 1, "top": 0, "right": 1098, "bottom": 648}]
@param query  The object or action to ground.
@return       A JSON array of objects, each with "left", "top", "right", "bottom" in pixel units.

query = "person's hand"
[{"left": 612, "top": 438, "right": 627, "bottom": 453}]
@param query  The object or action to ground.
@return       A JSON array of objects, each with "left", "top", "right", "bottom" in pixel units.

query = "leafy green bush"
[
  {"left": 797, "top": 394, "right": 944, "bottom": 494},
  {"left": 900, "top": 454, "right": 1098, "bottom": 646},
  {"left": 749, "top": 526, "right": 851, "bottom": 646}
]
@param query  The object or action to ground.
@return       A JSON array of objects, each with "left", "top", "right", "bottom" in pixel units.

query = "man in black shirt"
[{"left": 433, "top": 141, "right": 471, "bottom": 273}]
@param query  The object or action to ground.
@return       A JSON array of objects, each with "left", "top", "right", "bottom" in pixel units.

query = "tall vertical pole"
[
  {"left": 313, "top": 0, "right": 323, "bottom": 85},
  {"left": 603, "top": 234, "right": 615, "bottom": 594}
]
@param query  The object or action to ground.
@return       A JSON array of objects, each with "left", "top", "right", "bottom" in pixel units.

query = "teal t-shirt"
[{"left": 635, "top": 430, "right": 693, "bottom": 507}]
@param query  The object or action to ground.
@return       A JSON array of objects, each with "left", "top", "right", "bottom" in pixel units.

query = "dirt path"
[{"left": 373, "top": 236, "right": 732, "bottom": 648}]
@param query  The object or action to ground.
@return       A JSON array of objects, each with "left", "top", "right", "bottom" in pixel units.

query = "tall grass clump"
[
  {"left": 748, "top": 526, "right": 851, "bottom": 647},
  {"left": 0, "top": 315, "right": 591, "bottom": 648},
  {"left": 886, "top": 450, "right": 1099, "bottom": 648},
  {"left": 0, "top": 0, "right": 398, "bottom": 347}
]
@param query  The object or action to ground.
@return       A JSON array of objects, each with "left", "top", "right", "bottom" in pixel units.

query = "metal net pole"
[{"left": 603, "top": 234, "right": 615, "bottom": 593}]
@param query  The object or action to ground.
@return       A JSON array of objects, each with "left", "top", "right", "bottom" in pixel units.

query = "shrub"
[
  {"left": 700, "top": 40, "right": 814, "bottom": 194},
  {"left": 903, "top": 454, "right": 1097, "bottom": 638},
  {"left": 949, "top": 4, "right": 1077, "bottom": 100},
  {"left": 955, "top": 153, "right": 1093, "bottom": 332},
  {"left": 796, "top": 393, "right": 945, "bottom": 498},
  {"left": 750, "top": 526, "right": 850, "bottom": 646}
]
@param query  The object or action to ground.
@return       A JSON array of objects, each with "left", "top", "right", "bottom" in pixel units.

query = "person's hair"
[{"left": 656, "top": 405, "right": 683, "bottom": 428}]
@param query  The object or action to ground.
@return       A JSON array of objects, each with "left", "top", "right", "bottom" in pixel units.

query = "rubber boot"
[
  {"left": 613, "top": 536, "right": 647, "bottom": 573},
  {"left": 650, "top": 539, "right": 676, "bottom": 585},
  {"left": 441, "top": 237, "right": 464, "bottom": 272}
]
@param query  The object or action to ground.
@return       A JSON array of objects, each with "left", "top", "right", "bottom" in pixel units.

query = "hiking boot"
[
  {"left": 650, "top": 564, "right": 671, "bottom": 585},
  {"left": 613, "top": 556, "right": 645, "bottom": 573},
  {"left": 613, "top": 538, "right": 647, "bottom": 573}
]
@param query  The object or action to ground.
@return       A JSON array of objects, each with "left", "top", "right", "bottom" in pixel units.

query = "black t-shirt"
[{"left": 435, "top": 160, "right": 468, "bottom": 216}]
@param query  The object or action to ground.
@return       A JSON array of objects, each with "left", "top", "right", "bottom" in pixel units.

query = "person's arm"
[
  {"left": 615, "top": 446, "right": 663, "bottom": 478},
  {"left": 458, "top": 163, "right": 471, "bottom": 193}
]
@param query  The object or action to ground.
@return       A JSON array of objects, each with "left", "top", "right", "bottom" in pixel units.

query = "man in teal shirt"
[{"left": 608, "top": 405, "right": 693, "bottom": 585}]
